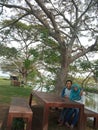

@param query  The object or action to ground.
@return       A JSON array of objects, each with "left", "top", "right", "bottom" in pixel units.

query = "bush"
[
  {"left": 12, "top": 118, "right": 24, "bottom": 130},
  {"left": 84, "top": 87, "right": 98, "bottom": 93}
]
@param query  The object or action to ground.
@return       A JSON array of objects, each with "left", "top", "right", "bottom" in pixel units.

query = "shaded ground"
[
  {"left": 31, "top": 105, "right": 95, "bottom": 130},
  {"left": 0, "top": 103, "right": 96, "bottom": 130}
]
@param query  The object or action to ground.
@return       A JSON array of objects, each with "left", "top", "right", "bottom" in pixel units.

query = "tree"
[
  {"left": 0, "top": 20, "right": 59, "bottom": 89},
  {"left": 0, "top": 21, "right": 41, "bottom": 85},
  {"left": 0, "top": 0, "right": 98, "bottom": 93},
  {"left": 80, "top": 59, "right": 98, "bottom": 84},
  {"left": 0, "top": 44, "right": 18, "bottom": 58}
]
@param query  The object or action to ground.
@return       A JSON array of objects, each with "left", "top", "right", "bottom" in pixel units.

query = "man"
[{"left": 58, "top": 80, "right": 72, "bottom": 125}]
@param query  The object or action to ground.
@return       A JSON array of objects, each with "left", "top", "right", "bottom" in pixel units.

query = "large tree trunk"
[
  {"left": 55, "top": 67, "right": 68, "bottom": 94},
  {"left": 55, "top": 46, "right": 71, "bottom": 94}
]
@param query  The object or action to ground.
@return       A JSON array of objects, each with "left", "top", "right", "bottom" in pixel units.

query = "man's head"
[{"left": 65, "top": 80, "right": 72, "bottom": 89}]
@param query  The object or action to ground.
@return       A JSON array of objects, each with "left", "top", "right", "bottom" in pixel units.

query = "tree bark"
[{"left": 55, "top": 45, "right": 71, "bottom": 94}]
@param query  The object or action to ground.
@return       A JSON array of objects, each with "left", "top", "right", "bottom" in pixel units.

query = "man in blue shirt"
[
  {"left": 61, "top": 80, "right": 72, "bottom": 98},
  {"left": 58, "top": 80, "right": 72, "bottom": 125}
]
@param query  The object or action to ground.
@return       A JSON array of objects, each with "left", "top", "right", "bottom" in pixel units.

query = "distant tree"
[
  {"left": 71, "top": 58, "right": 98, "bottom": 86},
  {"left": 0, "top": 44, "right": 18, "bottom": 58},
  {"left": 0, "top": 0, "right": 98, "bottom": 93},
  {"left": 0, "top": 21, "right": 41, "bottom": 84},
  {"left": 93, "top": 60, "right": 98, "bottom": 82}
]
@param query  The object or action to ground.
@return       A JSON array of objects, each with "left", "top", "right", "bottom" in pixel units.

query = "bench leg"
[
  {"left": 7, "top": 112, "right": 33, "bottom": 130},
  {"left": 7, "top": 114, "right": 13, "bottom": 130},
  {"left": 94, "top": 117, "right": 98, "bottom": 129},
  {"left": 25, "top": 115, "right": 33, "bottom": 130}
]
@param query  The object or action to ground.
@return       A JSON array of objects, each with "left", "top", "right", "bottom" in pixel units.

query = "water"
[{"left": 83, "top": 92, "right": 98, "bottom": 113}]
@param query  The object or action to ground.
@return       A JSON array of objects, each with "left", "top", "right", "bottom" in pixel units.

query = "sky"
[{"left": 0, "top": 70, "right": 10, "bottom": 78}]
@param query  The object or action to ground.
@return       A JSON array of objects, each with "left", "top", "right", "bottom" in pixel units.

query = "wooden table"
[{"left": 32, "top": 91, "right": 84, "bottom": 130}]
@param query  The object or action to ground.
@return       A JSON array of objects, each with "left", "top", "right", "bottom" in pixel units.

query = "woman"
[{"left": 64, "top": 83, "right": 82, "bottom": 128}]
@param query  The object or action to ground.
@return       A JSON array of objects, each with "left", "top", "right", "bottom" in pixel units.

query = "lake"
[{"left": 83, "top": 92, "right": 98, "bottom": 113}]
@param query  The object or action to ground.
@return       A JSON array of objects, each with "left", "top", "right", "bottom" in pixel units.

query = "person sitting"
[
  {"left": 64, "top": 83, "right": 82, "bottom": 129},
  {"left": 58, "top": 80, "right": 72, "bottom": 126}
]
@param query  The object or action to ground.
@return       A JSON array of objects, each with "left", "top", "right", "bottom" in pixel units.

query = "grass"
[{"left": 0, "top": 78, "right": 32, "bottom": 104}]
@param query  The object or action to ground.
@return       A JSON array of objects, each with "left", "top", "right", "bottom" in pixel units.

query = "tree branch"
[
  {"left": 71, "top": 0, "right": 78, "bottom": 20},
  {"left": 35, "top": 0, "right": 59, "bottom": 33},
  {"left": 0, "top": 13, "right": 30, "bottom": 30},
  {"left": 0, "top": 2, "right": 50, "bottom": 28},
  {"left": 71, "top": 36, "right": 98, "bottom": 63},
  {"left": 0, "top": 2, "right": 29, "bottom": 12},
  {"left": 78, "top": 0, "right": 93, "bottom": 22}
]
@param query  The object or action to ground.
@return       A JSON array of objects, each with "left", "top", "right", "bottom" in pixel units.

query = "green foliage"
[
  {"left": 28, "top": 69, "right": 39, "bottom": 79},
  {"left": 40, "top": 28, "right": 49, "bottom": 40},
  {"left": 12, "top": 118, "right": 24, "bottom": 130},
  {"left": 2, "top": 29, "right": 10, "bottom": 35},
  {"left": 0, "top": 21, "right": 41, "bottom": 84},
  {"left": 80, "top": 60, "right": 91, "bottom": 70},
  {"left": 29, "top": 49, "right": 39, "bottom": 61},
  {"left": 44, "top": 38, "right": 59, "bottom": 48},
  {"left": 37, "top": 25, "right": 59, "bottom": 48},
  {"left": 84, "top": 87, "right": 98, "bottom": 93},
  {"left": 37, "top": 26, "right": 60, "bottom": 67},
  {"left": 94, "top": 70, "right": 98, "bottom": 77},
  {"left": 0, "top": 20, "right": 60, "bottom": 86},
  {"left": 36, "top": 26, "right": 49, "bottom": 39},
  {"left": 23, "top": 59, "right": 31, "bottom": 69},
  {"left": 3, "top": 20, "right": 33, "bottom": 31},
  {"left": 47, "top": 67, "right": 59, "bottom": 74},
  {"left": 93, "top": 60, "right": 98, "bottom": 77},
  {"left": 0, "top": 44, "right": 18, "bottom": 58},
  {"left": 44, "top": 49, "right": 60, "bottom": 64},
  {"left": 69, "top": 64, "right": 78, "bottom": 72}
]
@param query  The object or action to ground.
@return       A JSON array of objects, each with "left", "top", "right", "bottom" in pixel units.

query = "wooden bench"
[
  {"left": 84, "top": 108, "right": 98, "bottom": 129},
  {"left": 6, "top": 97, "right": 33, "bottom": 130}
]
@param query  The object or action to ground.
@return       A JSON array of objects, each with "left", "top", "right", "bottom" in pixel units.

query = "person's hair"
[{"left": 66, "top": 80, "right": 72, "bottom": 85}]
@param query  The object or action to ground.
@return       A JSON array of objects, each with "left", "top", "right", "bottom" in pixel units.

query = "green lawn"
[{"left": 0, "top": 78, "right": 32, "bottom": 104}]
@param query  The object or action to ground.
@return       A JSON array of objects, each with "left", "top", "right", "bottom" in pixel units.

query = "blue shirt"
[{"left": 61, "top": 87, "right": 71, "bottom": 98}]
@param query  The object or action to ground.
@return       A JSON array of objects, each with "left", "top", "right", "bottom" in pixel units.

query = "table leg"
[
  {"left": 94, "top": 116, "right": 98, "bottom": 129},
  {"left": 42, "top": 104, "right": 49, "bottom": 130},
  {"left": 26, "top": 115, "right": 33, "bottom": 130},
  {"left": 78, "top": 106, "right": 84, "bottom": 130}
]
